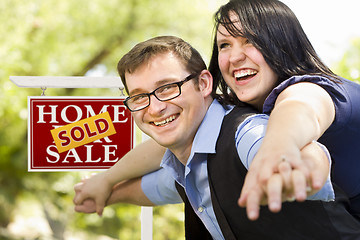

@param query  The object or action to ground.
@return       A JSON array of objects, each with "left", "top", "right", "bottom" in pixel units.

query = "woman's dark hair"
[{"left": 209, "top": 0, "right": 339, "bottom": 105}]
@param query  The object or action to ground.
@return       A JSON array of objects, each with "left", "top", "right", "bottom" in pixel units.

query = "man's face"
[{"left": 125, "top": 52, "right": 211, "bottom": 156}]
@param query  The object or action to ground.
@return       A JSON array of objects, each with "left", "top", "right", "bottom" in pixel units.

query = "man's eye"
[
  {"left": 158, "top": 84, "right": 177, "bottom": 94},
  {"left": 131, "top": 94, "right": 147, "bottom": 103}
]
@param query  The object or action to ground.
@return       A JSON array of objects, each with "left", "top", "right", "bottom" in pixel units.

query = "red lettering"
[
  {"left": 58, "top": 130, "right": 71, "bottom": 147},
  {"left": 71, "top": 126, "right": 85, "bottom": 141},
  {"left": 84, "top": 123, "right": 97, "bottom": 137},
  {"left": 95, "top": 118, "right": 109, "bottom": 134}
]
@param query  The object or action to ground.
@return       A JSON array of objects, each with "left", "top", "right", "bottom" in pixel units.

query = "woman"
[
  {"left": 74, "top": 0, "right": 360, "bottom": 221},
  {"left": 209, "top": 0, "right": 360, "bottom": 221}
]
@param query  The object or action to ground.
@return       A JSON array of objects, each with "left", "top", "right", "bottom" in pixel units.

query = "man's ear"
[{"left": 198, "top": 70, "right": 213, "bottom": 97}]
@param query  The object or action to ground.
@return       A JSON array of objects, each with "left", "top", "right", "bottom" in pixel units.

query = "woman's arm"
[
  {"left": 239, "top": 82, "right": 335, "bottom": 215},
  {"left": 73, "top": 138, "right": 165, "bottom": 215},
  {"left": 258, "top": 82, "right": 335, "bottom": 176},
  {"left": 266, "top": 81, "right": 334, "bottom": 148}
]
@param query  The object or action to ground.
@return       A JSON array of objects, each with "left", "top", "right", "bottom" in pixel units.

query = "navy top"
[{"left": 263, "top": 75, "right": 360, "bottom": 218}]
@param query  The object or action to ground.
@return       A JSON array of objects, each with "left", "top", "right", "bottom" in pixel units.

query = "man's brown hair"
[{"left": 117, "top": 36, "right": 207, "bottom": 94}]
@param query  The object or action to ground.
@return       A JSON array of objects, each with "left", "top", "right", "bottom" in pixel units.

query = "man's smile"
[{"left": 152, "top": 114, "right": 178, "bottom": 126}]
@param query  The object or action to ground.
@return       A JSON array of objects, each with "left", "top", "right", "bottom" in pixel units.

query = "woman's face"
[{"left": 216, "top": 20, "right": 279, "bottom": 110}]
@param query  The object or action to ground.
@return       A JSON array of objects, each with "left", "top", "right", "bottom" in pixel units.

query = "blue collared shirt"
[{"left": 142, "top": 99, "right": 334, "bottom": 240}]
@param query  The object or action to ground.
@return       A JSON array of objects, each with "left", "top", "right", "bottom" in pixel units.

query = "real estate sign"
[{"left": 28, "top": 97, "right": 133, "bottom": 171}]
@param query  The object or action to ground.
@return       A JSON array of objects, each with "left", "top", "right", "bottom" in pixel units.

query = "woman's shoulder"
[
  {"left": 263, "top": 74, "right": 360, "bottom": 132},
  {"left": 263, "top": 75, "right": 358, "bottom": 114}
]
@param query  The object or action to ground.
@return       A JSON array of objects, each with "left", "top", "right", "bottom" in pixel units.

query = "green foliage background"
[
  {"left": 0, "top": 0, "right": 359, "bottom": 239},
  {"left": 0, "top": 0, "right": 227, "bottom": 239}
]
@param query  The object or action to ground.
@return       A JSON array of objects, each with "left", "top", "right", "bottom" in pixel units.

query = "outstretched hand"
[
  {"left": 238, "top": 142, "right": 329, "bottom": 220},
  {"left": 73, "top": 192, "right": 97, "bottom": 214},
  {"left": 73, "top": 172, "right": 113, "bottom": 216}
]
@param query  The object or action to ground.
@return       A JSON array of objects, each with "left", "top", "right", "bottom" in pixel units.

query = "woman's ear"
[{"left": 198, "top": 70, "right": 213, "bottom": 97}]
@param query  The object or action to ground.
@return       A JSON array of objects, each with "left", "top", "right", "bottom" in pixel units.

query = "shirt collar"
[
  {"left": 161, "top": 99, "right": 231, "bottom": 166},
  {"left": 192, "top": 99, "right": 230, "bottom": 154}
]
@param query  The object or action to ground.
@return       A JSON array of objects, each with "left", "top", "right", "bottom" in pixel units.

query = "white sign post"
[{"left": 10, "top": 76, "right": 153, "bottom": 240}]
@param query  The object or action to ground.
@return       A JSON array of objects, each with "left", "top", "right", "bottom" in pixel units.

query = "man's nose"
[{"left": 147, "top": 95, "right": 167, "bottom": 115}]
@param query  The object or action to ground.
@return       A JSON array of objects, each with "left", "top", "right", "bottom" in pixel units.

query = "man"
[{"left": 74, "top": 36, "right": 360, "bottom": 239}]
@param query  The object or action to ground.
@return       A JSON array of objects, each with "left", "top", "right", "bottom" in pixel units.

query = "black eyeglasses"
[{"left": 124, "top": 73, "right": 199, "bottom": 112}]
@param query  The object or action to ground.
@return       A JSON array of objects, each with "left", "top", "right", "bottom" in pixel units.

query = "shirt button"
[{"left": 198, "top": 206, "right": 204, "bottom": 213}]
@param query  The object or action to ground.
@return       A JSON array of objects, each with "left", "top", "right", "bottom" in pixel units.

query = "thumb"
[
  {"left": 310, "top": 168, "right": 326, "bottom": 190},
  {"left": 95, "top": 197, "right": 106, "bottom": 217},
  {"left": 96, "top": 203, "right": 105, "bottom": 217},
  {"left": 239, "top": 184, "right": 250, "bottom": 207},
  {"left": 239, "top": 168, "right": 258, "bottom": 206}
]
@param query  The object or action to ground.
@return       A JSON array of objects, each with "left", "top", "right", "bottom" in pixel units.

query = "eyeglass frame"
[{"left": 123, "top": 73, "right": 199, "bottom": 112}]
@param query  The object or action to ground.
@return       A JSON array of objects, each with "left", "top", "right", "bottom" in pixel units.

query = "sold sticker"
[{"left": 51, "top": 111, "right": 116, "bottom": 153}]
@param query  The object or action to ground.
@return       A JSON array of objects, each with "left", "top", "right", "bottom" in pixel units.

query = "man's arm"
[
  {"left": 74, "top": 177, "right": 155, "bottom": 214},
  {"left": 73, "top": 138, "right": 165, "bottom": 216},
  {"left": 74, "top": 167, "right": 182, "bottom": 214}
]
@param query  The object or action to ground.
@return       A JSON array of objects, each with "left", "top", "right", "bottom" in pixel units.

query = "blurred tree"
[
  {"left": 334, "top": 38, "right": 360, "bottom": 83},
  {"left": 0, "top": 0, "right": 226, "bottom": 239}
]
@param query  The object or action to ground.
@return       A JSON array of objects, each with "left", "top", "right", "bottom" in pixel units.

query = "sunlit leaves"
[
  {"left": 334, "top": 38, "right": 360, "bottom": 83},
  {"left": 0, "top": 0, "right": 224, "bottom": 239}
]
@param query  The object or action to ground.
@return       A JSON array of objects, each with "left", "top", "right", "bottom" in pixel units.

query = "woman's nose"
[{"left": 229, "top": 45, "right": 246, "bottom": 64}]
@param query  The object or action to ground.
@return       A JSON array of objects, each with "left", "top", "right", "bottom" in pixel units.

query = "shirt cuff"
[{"left": 235, "top": 114, "right": 268, "bottom": 169}]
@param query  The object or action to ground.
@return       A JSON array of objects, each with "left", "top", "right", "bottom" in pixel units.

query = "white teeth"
[
  {"left": 154, "top": 115, "right": 176, "bottom": 126},
  {"left": 234, "top": 69, "right": 257, "bottom": 79}
]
